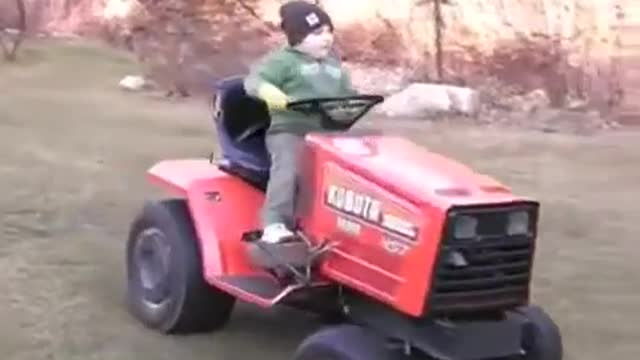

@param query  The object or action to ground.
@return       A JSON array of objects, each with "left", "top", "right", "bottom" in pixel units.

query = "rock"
[
  {"left": 344, "top": 63, "right": 408, "bottom": 95},
  {"left": 103, "top": 0, "right": 140, "bottom": 20},
  {"left": 522, "top": 89, "right": 551, "bottom": 112},
  {"left": 377, "top": 83, "right": 451, "bottom": 117},
  {"left": 376, "top": 83, "right": 480, "bottom": 118},
  {"left": 498, "top": 89, "right": 551, "bottom": 114},
  {"left": 565, "top": 98, "right": 589, "bottom": 111},
  {"left": 118, "top": 75, "right": 149, "bottom": 91},
  {"left": 3, "top": 28, "right": 20, "bottom": 35},
  {"left": 447, "top": 86, "right": 481, "bottom": 116}
]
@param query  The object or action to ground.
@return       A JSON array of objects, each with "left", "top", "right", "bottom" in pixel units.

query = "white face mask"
[{"left": 295, "top": 25, "right": 334, "bottom": 60}]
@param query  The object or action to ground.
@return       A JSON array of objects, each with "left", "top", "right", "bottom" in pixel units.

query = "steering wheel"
[{"left": 286, "top": 94, "right": 384, "bottom": 130}]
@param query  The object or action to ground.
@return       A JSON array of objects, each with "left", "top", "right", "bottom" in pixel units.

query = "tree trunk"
[
  {"left": 0, "top": 0, "right": 27, "bottom": 61},
  {"left": 434, "top": 0, "right": 444, "bottom": 82}
]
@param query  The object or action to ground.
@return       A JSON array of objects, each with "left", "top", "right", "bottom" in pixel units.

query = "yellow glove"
[{"left": 257, "top": 82, "right": 290, "bottom": 110}]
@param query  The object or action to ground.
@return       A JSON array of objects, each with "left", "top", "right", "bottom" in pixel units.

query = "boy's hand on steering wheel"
[{"left": 257, "top": 82, "right": 290, "bottom": 110}]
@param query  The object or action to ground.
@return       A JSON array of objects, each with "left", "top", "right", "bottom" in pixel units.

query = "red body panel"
[
  {"left": 148, "top": 160, "right": 265, "bottom": 279},
  {"left": 147, "top": 134, "right": 529, "bottom": 317},
  {"left": 148, "top": 160, "right": 329, "bottom": 307},
  {"left": 298, "top": 134, "right": 528, "bottom": 317},
  {"left": 306, "top": 134, "right": 525, "bottom": 208}
]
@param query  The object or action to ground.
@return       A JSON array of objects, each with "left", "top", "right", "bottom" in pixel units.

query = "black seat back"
[
  {"left": 215, "top": 77, "right": 270, "bottom": 140},
  {"left": 212, "top": 76, "right": 271, "bottom": 190}
]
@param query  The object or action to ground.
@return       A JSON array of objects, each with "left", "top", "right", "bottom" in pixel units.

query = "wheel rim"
[{"left": 133, "top": 227, "right": 172, "bottom": 307}]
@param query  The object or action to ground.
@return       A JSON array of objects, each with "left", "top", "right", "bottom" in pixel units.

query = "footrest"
[
  {"left": 217, "top": 275, "right": 284, "bottom": 299},
  {"left": 213, "top": 274, "right": 307, "bottom": 307},
  {"left": 247, "top": 240, "right": 311, "bottom": 269}
]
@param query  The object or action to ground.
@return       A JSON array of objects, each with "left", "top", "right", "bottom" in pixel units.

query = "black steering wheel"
[{"left": 286, "top": 94, "right": 384, "bottom": 130}]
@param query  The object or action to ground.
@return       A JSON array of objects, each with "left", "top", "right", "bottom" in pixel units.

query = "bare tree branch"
[{"left": 236, "top": 0, "right": 277, "bottom": 32}]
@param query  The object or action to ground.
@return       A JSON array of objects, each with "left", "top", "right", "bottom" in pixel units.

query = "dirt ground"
[{"left": 1, "top": 39, "right": 639, "bottom": 360}]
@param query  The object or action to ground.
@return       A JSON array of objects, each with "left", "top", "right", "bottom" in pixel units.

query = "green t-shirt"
[{"left": 244, "top": 46, "right": 356, "bottom": 135}]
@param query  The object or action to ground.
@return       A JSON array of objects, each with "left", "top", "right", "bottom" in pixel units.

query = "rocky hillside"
[{"left": 3, "top": 0, "right": 631, "bottom": 111}]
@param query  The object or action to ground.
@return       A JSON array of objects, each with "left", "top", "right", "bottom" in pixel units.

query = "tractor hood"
[{"left": 308, "top": 134, "right": 525, "bottom": 210}]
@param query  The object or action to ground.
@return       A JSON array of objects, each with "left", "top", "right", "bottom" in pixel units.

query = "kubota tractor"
[{"left": 125, "top": 76, "right": 563, "bottom": 360}]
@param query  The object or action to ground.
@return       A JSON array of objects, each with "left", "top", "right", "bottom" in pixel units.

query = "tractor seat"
[{"left": 213, "top": 76, "right": 271, "bottom": 191}]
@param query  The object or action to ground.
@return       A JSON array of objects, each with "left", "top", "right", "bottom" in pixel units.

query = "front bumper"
[{"left": 407, "top": 316, "right": 525, "bottom": 360}]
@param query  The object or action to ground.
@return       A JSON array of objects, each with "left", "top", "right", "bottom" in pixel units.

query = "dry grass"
[{"left": 0, "top": 38, "right": 639, "bottom": 360}]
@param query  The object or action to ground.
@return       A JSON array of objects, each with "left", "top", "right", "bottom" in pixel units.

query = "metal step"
[
  {"left": 211, "top": 274, "right": 332, "bottom": 308},
  {"left": 212, "top": 274, "right": 294, "bottom": 307}
]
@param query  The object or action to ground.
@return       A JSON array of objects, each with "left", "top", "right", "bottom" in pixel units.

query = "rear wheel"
[
  {"left": 516, "top": 305, "right": 563, "bottom": 360},
  {"left": 292, "top": 324, "right": 394, "bottom": 360},
  {"left": 126, "top": 199, "right": 235, "bottom": 334}
]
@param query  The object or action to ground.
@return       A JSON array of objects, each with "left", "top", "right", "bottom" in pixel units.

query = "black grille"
[{"left": 427, "top": 202, "right": 538, "bottom": 315}]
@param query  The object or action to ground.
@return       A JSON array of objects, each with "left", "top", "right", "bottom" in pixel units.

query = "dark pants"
[{"left": 261, "top": 132, "right": 304, "bottom": 228}]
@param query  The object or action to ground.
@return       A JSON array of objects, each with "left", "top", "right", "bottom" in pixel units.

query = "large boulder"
[{"left": 377, "top": 83, "right": 480, "bottom": 118}]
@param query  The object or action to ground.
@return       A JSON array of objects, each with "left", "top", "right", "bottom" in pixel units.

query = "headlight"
[
  {"left": 507, "top": 210, "right": 530, "bottom": 235},
  {"left": 454, "top": 215, "right": 478, "bottom": 239}
]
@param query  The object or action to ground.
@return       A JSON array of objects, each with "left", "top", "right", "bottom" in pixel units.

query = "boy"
[{"left": 244, "top": 0, "right": 355, "bottom": 244}]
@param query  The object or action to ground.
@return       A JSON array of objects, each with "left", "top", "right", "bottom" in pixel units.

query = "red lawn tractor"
[{"left": 125, "top": 76, "right": 563, "bottom": 360}]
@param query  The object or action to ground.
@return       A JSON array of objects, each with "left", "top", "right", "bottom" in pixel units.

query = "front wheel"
[
  {"left": 126, "top": 199, "right": 235, "bottom": 334},
  {"left": 292, "top": 324, "right": 395, "bottom": 360},
  {"left": 515, "top": 305, "right": 563, "bottom": 360}
]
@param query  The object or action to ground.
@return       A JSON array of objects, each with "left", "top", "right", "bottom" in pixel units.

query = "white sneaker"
[{"left": 261, "top": 223, "right": 295, "bottom": 244}]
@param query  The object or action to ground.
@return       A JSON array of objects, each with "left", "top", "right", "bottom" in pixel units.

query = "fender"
[{"left": 147, "top": 159, "right": 266, "bottom": 282}]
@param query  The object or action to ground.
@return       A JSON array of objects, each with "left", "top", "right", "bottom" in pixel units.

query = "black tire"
[
  {"left": 292, "top": 324, "right": 394, "bottom": 360},
  {"left": 126, "top": 199, "right": 235, "bottom": 334},
  {"left": 516, "top": 305, "right": 563, "bottom": 360}
]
